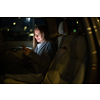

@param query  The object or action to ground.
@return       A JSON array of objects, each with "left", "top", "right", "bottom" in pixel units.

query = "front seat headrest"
[{"left": 58, "top": 21, "right": 68, "bottom": 35}]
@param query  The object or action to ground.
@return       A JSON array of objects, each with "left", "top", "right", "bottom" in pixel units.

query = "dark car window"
[
  {"left": 56, "top": 18, "right": 79, "bottom": 35},
  {"left": 0, "top": 17, "right": 47, "bottom": 41}
]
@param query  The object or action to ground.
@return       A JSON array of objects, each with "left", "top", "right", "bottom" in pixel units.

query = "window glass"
[
  {"left": 0, "top": 17, "right": 46, "bottom": 41},
  {"left": 66, "top": 18, "right": 78, "bottom": 35},
  {"left": 56, "top": 18, "right": 64, "bottom": 29},
  {"left": 56, "top": 18, "right": 79, "bottom": 35}
]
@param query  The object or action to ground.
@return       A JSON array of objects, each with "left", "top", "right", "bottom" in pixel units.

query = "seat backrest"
[
  {"left": 43, "top": 34, "right": 87, "bottom": 84},
  {"left": 56, "top": 21, "right": 68, "bottom": 48}
]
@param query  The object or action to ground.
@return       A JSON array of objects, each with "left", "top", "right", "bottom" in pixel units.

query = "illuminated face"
[{"left": 34, "top": 29, "right": 45, "bottom": 43}]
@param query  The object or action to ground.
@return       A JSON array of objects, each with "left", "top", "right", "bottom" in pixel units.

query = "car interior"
[{"left": 0, "top": 17, "right": 98, "bottom": 84}]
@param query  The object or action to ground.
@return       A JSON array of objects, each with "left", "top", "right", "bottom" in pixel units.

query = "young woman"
[{"left": 4, "top": 25, "right": 57, "bottom": 83}]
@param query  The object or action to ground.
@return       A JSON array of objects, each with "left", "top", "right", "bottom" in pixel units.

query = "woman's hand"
[{"left": 22, "top": 47, "right": 31, "bottom": 56}]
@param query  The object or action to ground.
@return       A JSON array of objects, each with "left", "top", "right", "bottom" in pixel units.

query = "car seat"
[
  {"left": 43, "top": 34, "right": 87, "bottom": 84},
  {"left": 43, "top": 19, "right": 88, "bottom": 84}
]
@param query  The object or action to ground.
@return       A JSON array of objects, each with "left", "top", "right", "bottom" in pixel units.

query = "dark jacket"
[{"left": 24, "top": 41, "right": 57, "bottom": 76}]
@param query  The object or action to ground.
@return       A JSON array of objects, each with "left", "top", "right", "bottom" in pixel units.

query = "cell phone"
[{"left": 21, "top": 44, "right": 26, "bottom": 49}]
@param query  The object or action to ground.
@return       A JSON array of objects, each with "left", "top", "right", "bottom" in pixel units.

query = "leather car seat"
[{"left": 43, "top": 34, "right": 87, "bottom": 84}]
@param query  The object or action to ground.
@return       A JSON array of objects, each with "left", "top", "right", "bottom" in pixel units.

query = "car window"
[
  {"left": 0, "top": 17, "right": 47, "bottom": 41},
  {"left": 56, "top": 18, "right": 79, "bottom": 35},
  {"left": 56, "top": 18, "right": 64, "bottom": 29}
]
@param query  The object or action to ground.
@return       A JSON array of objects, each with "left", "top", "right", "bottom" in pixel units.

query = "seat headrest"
[{"left": 58, "top": 21, "right": 68, "bottom": 35}]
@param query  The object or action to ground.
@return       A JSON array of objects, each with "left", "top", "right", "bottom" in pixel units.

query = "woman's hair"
[{"left": 33, "top": 25, "right": 49, "bottom": 50}]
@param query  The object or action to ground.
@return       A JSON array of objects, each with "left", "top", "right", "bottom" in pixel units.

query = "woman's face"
[{"left": 34, "top": 29, "right": 45, "bottom": 43}]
